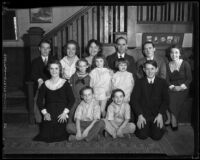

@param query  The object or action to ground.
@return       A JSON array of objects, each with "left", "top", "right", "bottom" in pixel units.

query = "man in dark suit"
[
  {"left": 136, "top": 41, "right": 167, "bottom": 79},
  {"left": 130, "top": 60, "right": 169, "bottom": 140},
  {"left": 31, "top": 40, "right": 54, "bottom": 123},
  {"left": 106, "top": 37, "right": 137, "bottom": 80}
]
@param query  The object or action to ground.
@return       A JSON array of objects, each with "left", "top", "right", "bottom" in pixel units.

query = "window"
[{"left": 2, "top": 10, "right": 18, "bottom": 40}]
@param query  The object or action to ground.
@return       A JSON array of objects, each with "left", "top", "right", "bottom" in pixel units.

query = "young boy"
[
  {"left": 66, "top": 86, "right": 105, "bottom": 142},
  {"left": 104, "top": 89, "right": 136, "bottom": 138},
  {"left": 130, "top": 60, "right": 169, "bottom": 140}
]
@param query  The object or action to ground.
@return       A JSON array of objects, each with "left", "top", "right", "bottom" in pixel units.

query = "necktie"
[{"left": 44, "top": 58, "right": 48, "bottom": 65}]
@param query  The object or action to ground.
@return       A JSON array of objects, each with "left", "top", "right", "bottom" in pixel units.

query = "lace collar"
[{"left": 45, "top": 78, "right": 66, "bottom": 90}]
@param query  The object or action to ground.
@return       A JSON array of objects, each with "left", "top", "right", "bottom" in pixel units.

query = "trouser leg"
[
  {"left": 149, "top": 121, "right": 165, "bottom": 140},
  {"left": 85, "top": 120, "right": 105, "bottom": 142}
]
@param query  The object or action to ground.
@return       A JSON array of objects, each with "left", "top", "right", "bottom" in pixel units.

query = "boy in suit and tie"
[
  {"left": 130, "top": 60, "right": 169, "bottom": 140},
  {"left": 31, "top": 40, "right": 55, "bottom": 123}
]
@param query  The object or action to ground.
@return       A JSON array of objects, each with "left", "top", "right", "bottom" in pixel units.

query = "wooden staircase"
[
  {"left": 42, "top": 6, "right": 128, "bottom": 59},
  {"left": 3, "top": 90, "right": 29, "bottom": 123}
]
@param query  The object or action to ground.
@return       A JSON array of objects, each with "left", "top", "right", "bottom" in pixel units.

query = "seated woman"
[
  {"left": 33, "top": 60, "right": 75, "bottom": 143},
  {"left": 165, "top": 45, "right": 192, "bottom": 130}
]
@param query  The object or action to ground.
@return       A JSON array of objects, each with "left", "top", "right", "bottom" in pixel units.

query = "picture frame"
[
  {"left": 142, "top": 33, "right": 184, "bottom": 49},
  {"left": 30, "top": 8, "right": 52, "bottom": 23}
]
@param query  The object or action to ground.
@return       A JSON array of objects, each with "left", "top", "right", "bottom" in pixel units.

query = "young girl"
[
  {"left": 89, "top": 54, "right": 113, "bottom": 118},
  {"left": 104, "top": 89, "right": 136, "bottom": 138},
  {"left": 85, "top": 39, "right": 102, "bottom": 66},
  {"left": 60, "top": 40, "right": 79, "bottom": 81},
  {"left": 112, "top": 58, "right": 134, "bottom": 103},
  {"left": 68, "top": 59, "right": 90, "bottom": 123},
  {"left": 66, "top": 86, "right": 105, "bottom": 142}
]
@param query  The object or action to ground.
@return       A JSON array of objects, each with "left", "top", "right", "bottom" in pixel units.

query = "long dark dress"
[
  {"left": 33, "top": 80, "right": 75, "bottom": 143},
  {"left": 166, "top": 60, "right": 192, "bottom": 118}
]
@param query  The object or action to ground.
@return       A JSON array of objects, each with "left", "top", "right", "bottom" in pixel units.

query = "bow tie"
[{"left": 75, "top": 78, "right": 85, "bottom": 85}]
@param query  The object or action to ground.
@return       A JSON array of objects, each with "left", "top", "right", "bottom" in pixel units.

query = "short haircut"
[
  {"left": 111, "top": 88, "right": 125, "bottom": 99},
  {"left": 63, "top": 40, "right": 80, "bottom": 56},
  {"left": 76, "top": 58, "right": 89, "bottom": 67},
  {"left": 79, "top": 86, "right": 94, "bottom": 96},
  {"left": 86, "top": 39, "right": 102, "bottom": 56},
  {"left": 91, "top": 53, "right": 109, "bottom": 68},
  {"left": 48, "top": 59, "right": 62, "bottom": 77},
  {"left": 115, "top": 58, "right": 129, "bottom": 68},
  {"left": 142, "top": 41, "right": 155, "bottom": 51},
  {"left": 38, "top": 40, "right": 51, "bottom": 47},
  {"left": 115, "top": 36, "right": 127, "bottom": 44},
  {"left": 143, "top": 60, "right": 158, "bottom": 68}
]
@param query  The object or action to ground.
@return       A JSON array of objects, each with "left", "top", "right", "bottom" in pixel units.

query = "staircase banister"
[{"left": 43, "top": 6, "right": 95, "bottom": 40}]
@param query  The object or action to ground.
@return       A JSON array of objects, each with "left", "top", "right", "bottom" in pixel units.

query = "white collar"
[
  {"left": 117, "top": 53, "right": 125, "bottom": 58},
  {"left": 146, "top": 56, "right": 154, "bottom": 60},
  {"left": 147, "top": 77, "right": 155, "bottom": 84},
  {"left": 41, "top": 56, "right": 48, "bottom": 61}
]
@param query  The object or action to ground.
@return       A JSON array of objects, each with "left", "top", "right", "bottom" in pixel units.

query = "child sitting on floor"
[
  {"left": 66, "top": 86, "right": 105, "bottom": 142},
  {"left": 104, "top": 89, "right": 136, "bottom": 139}
]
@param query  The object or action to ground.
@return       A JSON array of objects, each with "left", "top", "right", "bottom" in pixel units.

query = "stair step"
[
  {"left": 3, "top": 106, "right": 28, "bottom": 114},
  {"left": 3, "top": 113, "right": 29, "bottom": 123},
  {"left": 6, "top": 90, "right": 26, "bottom": 98}
]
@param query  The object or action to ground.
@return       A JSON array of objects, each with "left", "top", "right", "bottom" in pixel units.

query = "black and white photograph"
[{"left": 2, "top": 1, "right": 199, "bottom": 159}]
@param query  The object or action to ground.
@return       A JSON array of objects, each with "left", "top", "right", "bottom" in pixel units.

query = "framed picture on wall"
[
  {"left": 30, "top": 8, "right": 52, "bottom": 23},
  {"left": 142, "top": 33, "right": 184, "bottom": 49}
]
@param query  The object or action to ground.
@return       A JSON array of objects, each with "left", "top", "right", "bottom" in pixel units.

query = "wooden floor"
[{"left": 3, "top": 122, "right": 194, "bottom": 158}]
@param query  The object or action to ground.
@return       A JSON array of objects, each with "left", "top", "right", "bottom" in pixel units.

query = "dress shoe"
[{"left": 171, "top": 124, "right": 178, "bottom": 131}]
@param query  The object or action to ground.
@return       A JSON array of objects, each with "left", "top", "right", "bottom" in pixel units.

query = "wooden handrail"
[{"left": 43, "top": 6, "right": 95, "bottom": 40}]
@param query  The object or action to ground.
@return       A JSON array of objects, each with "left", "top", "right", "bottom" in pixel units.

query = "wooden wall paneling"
[
  {"left": 97, "top": 6, "right": 100, "bottom": 41},
  {"left": 167, "top": 3, "right": 171, "bottom": 21},
  {"left": 88, "top": 9, "right": 93, "bottom": 40},
  {"left": 178, "top": 2, "right": 181, "bottom": 21},
  {"left": 143, "top": 6, "right": 146, "bottom": 22},
  {"left": 72, "top": 21, "right": 77, "bottom": 41},
  {"left": 104, "top": 6, "right": 109, "bottom": 43},
  {"left": 157, "top": 5, "right": 161, "bottom": 22},
  {"left": 81, "top": 16, "right": 85, "bottom": 56},
  {"left": 181, "top": 2, "right": 184, "bottom": 21},
  {"left": 108, "top": 6, "right": 113, "bottom": 43},
  {"left": 57, "top": 31, "right": 62, "bottom": 60},
  {"left": 183, "top": 2, "right": 188, "bottom": 22},
  {"left": 77, "top": 18, "right": 82, "bottom": 57},
  {"left": 62, "top": 27, "right": 66, "bottom": 48},
  {"left": 53, "top": 34, "right": 58, "bottom": 58},
  {"left": 124, "top": 5, "right": 127, "bottom": 32},
  {"left": 170, "top": 2, "right": 175, "bottom": 22},
  {"left": 118, "top": 6, "right": 120, "bottom": 31},
  {"left": 68, "top": 24, "right": 73, "bottom": 40},
  {"left": 65, "top": 26, "right": 68, "bottom": 43},
  {"left": 137, "top": 6, "right": 140, "bottom": 22},
  {"left": 84, "top": 13, "right": 88, "bottom": 52},
  {"left": 120, "top": 6, "right": 124, "bottom": 32},
  {"left": 100, "top": 6, "right": 104, "bottom": 43},
  {"left": 113, "top": 5, "right": 116, "bottom": 38},
  {"left": 175, "top": 2, "right": 178, "bottom": 21},
  {"left": 115, "top": 6, "right": 118, "bottom": 32},
  {"left": 92, "top": 7, "right": 97, "bottom": 40}
]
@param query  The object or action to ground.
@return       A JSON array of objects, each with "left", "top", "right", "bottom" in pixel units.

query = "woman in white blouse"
[{"left": 60, "top": 40, "right": 79, "bottom": 81}]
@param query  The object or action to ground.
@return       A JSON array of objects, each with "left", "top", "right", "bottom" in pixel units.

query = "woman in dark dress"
[
  {"left": 33, "top": 60, "right": 75, "bottom": 142},
  {"left": 166, "top": 45, "right": 192, "bottom": 130}
]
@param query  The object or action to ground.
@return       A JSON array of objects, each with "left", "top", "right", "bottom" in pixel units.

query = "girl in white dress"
[
  {"left": 112, "top": 58, "right": 134, "bottom": 103},
  {"left": 89, "top": 54, "right": 113, "bottom": 118},
  {"left": 60, "top": 40, "right": 79, "bottom": 81}
]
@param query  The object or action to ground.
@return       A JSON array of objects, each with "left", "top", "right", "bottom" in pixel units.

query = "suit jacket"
[
  {"left": 130, "top": 76, "right": 169, "bottom": 120},
  {"left": 136, "top": 55, "right": 167, "bottom": 79},
  {"left": 106, "top": 52, "right": 137, "bottom": 80},
  {"left": 31, "top": 55, "right": 55, "bottom": 93}
]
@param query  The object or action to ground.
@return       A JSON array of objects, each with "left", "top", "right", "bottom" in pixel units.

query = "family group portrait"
[{"left": 2, "top": 1, "right": 199, "bottom": 159}]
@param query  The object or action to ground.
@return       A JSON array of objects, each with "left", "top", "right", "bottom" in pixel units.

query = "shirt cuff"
[
  {"left": 169, "top": 85, "right": 175, "bottom": 89},
  {"left": 38, "top": 78, "right": 43, "bottom": 83},
  {"left": 63, "top": 108, "right": 69, "bottom": 114},
  {"left": 41, "top": 109, "right": 47, "bottom": 115},
  {"left": 180, "top": 84, "right": 187, "bottom": 90}
]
